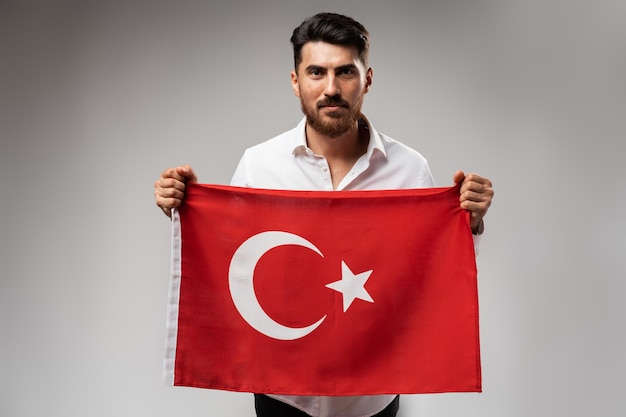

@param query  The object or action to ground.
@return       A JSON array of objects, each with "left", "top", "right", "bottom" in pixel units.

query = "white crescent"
[{"left": 228, "top": 231, "right": 327, "bottom": 340}]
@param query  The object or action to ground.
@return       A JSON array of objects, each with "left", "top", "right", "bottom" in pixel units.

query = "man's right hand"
[{"left": 154, "top": 165, "right": 198, "bottom": 218}]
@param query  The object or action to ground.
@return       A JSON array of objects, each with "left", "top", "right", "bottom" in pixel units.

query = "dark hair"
[{"left": 290, "top": 12, "right": 370, "bottom": 71}]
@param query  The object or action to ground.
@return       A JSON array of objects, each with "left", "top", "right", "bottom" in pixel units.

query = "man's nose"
[{"left": 324, "top": 75, "right": 340, "bottom": 97}]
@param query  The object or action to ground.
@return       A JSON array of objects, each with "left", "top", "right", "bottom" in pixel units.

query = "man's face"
[{"left": 291, "top": 42, "right": 372, "bottom": 138}]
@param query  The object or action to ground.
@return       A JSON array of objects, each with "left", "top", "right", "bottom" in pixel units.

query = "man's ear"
[
  {"left": 364, "top": 67, "right": 373, "bottom": 94},
  {"left": 290, "top": 70, "right": 300, "bottom": 97}
]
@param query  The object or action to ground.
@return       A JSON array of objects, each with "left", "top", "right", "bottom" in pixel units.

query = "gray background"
[{"left": 1, "top": 0, "right": 625, "bottom": 416}]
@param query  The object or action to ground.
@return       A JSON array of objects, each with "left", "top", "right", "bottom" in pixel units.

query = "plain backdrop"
[{"left": 1, "top": 0, "right": 625, "bottom": 416}]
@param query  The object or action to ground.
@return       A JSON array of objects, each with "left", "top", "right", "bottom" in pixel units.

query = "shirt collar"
[
  {"left": 291, "top": 117, "right": 309, "bottom": 156},
  {"left": 291, "top": 115, "right": 388, "bottom": 160}
]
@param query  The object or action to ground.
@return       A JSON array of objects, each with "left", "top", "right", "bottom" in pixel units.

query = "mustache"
[{"left": 317, "top": 97, "right": 349, "bottom": 108}]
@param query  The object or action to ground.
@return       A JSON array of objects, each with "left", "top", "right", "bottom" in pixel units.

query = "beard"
[{"left": 300, "top": 95, "right": 362, "bottom": 138}]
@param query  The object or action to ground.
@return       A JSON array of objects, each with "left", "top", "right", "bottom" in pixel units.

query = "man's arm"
[{"left": 154, "top": 164, "right": 198, "bottom": 218}]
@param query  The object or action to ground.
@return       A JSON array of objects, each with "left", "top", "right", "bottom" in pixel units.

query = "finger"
[
  {"left": 154, "top": 179, "right": 186, "bottom": 210},
  {"left": 154, "top": 197, "right": 178, "bottom": 218},
  {"left": 460, "top": 182, "right": 488, "bottom": 198},
  {"left": 460, "top": 175, "right": 493, "bottom": 195},
  {"left": 460, "top": 188, "right": 492, "bottom": 213},
  {"left": 461, "top": 201, "right": 487, "bottom": 227},
  {"left": 460, "top": 199, "right": 489, "bottom": 217},
  {"left": 463, "top": 173, "right": 492, "bottom": 187},
  {"left": 175, "top": 165, "right": 198, "bottom": 183},
  {"left": 160, "top": 167, "right": 179, "bottom": 180},
  {"left": 156, "top": 184, "right": 186, "bottom": 200},
  {"left": 156, "top": 176, "right": 187, "bottom": 192},
  {"left": 460, "top": 188, "right": 494, "bottom": 214},
  {"left": 460, "top": 189, "right": 487, "bottom": 204},
  {"left": 156, "top": 196, "right": 184, "bottom": 209},
  {"left": 160, "top": 166, "right": 189, "bottom": 183}
]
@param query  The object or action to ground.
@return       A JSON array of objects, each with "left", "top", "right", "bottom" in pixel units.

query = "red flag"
[{"left": 163, "top": 183, "right": 481, "bottom": 395}]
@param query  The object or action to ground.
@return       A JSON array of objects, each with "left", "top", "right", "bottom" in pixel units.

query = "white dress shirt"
[{"left": 230, "top": 116, "right": 435, "bottom": 417}]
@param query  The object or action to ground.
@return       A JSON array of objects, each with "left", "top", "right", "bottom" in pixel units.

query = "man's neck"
[
  {"left": 305, "top": 119, "right": 369, "bottom": 189},
  {"left": 305, "top": 121, "right": 367, "bottom": 161}
]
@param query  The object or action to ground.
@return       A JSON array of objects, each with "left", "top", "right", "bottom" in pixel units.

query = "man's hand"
[
  {"left": 453, "top": 170, "right": 494, "bottom": 234},
  {"left": 154, "top": 165, "right": 198, "bottom": 218}
]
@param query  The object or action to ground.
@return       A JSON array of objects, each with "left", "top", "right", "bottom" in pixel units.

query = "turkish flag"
[{"left": 163, "top": 183, "right": 481, "bottom": 395}]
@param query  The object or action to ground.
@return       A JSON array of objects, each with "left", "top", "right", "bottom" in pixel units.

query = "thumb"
[{"left": 452, "top": 170, "right": 465, "bottom": 185}]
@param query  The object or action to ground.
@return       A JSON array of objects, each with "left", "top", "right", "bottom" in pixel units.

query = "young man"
[{"left": 154, "top": 12, "right": 494, "bottom": 417}]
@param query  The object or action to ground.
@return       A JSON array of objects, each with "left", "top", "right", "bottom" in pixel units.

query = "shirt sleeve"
[
  {"left": 230, "top": 150, "right": 250, "bottom": 187},
  {"left": 420, "top": 163, "right": 436, "bottom": 188},
  {"left": 472, "top": 234, "right": 481, "bottom": 256}
]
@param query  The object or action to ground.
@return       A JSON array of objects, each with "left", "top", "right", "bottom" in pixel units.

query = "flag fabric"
[{"left": 163, "top": 183, "right": 481, "bottom": 395}]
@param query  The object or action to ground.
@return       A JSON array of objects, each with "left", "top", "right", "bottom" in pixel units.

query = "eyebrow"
[
  {"left": 335, "top": 64, "right": 358, "bottom": 72},
  {"left": 304, "top": 64, "right": 358, "bottom": 73},
  {"left": 305, "top": 65, "right": 325, "bottom": 73}
]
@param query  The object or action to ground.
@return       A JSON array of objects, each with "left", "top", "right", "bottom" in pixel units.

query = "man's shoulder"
[
  {"left": 362, "top": 116, "right": 428, "bottom": 164},
  {"left": 244, "top": 124, "right": 301, "bottom": 156},
  {"left": 370, "top": 129, "right": 434, "bottom": 187},
  {"left": 376, "top": 131, "right": 429, "bottom": 163}
]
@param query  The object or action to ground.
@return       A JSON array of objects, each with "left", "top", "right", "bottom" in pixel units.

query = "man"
[{"left": 154, "top": 12, "right": 493, "bottom": 417}]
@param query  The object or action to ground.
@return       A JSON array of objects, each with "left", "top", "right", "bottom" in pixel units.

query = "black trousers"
[{"left": 254, "top": 394, "right": 400, "bottom": 417}]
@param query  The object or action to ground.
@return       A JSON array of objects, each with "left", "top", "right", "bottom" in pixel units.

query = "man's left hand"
[{"left": 453, "top": 171, "right": 494, "bottom": 235}]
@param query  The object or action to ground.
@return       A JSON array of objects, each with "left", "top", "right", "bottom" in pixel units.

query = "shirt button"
[{"left": 322, "top": 167, "right": 328, "bottom": 172}]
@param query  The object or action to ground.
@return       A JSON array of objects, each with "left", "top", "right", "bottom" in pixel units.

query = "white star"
[{"left": 325, "top": 261, "right": 374, "bottom": 312}]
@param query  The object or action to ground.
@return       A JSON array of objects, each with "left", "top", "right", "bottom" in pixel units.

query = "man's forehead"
[{"left": 300, "top": 41, "right": 361, "bottom": 67}]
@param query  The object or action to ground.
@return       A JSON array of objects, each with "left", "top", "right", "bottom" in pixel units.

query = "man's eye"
[
  {"left": 338, "top": 68, "right": 356, "bottom": 76},
  {"left": 310, "top": 69, "right": 322, "bottom": 76}
]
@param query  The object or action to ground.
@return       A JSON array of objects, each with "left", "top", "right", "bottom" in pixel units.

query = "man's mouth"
[
  {"left": 319, "top": 103, "right": 348, "bottom": 110},
  {"left": 318, "top": 98, "right": 349, "bottom": 109}
]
